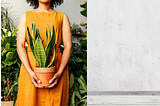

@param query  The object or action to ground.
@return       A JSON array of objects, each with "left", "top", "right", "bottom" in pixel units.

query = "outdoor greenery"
[
  {"left": 1, "top": 5, "right": 15, "bottom": 32},
  {"left": 69, "top": 40, "right": 87, "bottom": 106},
  {"left": 80, "top": 1, "right": 87, "bottom": 17},
  {"left": 1, "top": 28, "right": 21, "bottom": 106},
  {"left": 60, "top": 38, "right": 87, "bottom": 106},
  {"left": 27, "top": 24, "right": 57, "bottom": 68},
  {"left": 66, "top": 1, "right": 87, "bottom": 105}
]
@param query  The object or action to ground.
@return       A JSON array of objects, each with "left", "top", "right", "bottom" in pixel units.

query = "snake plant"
[{"left": 27, "top": 23, "right": 57, "bottom": 68}]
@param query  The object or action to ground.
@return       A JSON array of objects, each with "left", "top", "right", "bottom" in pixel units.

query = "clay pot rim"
[
  {"left": 34, "top": 66, "right": 56, "bottom": 74},
  {"left": 34, "top": 66, "right": 55, "bottom": 69}
]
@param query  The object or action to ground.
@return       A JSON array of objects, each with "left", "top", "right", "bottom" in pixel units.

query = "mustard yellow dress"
[{"left": 16, "top": 11, "right": 69, "bottom": 106}]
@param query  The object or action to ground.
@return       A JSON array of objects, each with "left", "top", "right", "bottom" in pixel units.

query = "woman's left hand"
[{"left": 46, "top": 72, "right": 61, "bottom": 88}]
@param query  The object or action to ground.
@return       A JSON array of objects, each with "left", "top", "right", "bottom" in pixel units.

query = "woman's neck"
[{"left": 36, "top": 1, "right": 53, "bottom": 12}]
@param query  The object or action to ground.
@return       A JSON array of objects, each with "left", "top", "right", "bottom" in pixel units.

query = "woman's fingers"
[
  {"left": 30, "top": 72, "right": 43, "bottom": 88},
  {"left": 45, "top": 73, "right": 60, "bottom": 88},
  {"left": 33, "top": 78, "right": 43, "bottom": 88},
  {"left": 49, "top": 74, "right": 57, "bottom": 84},
  {"left": 47, "top": 80, "right": 58, "bottom": 88},
  {"left": 33, "top": 74, "right": 41, "bottom": 84},
  {"left": 32, "top": 78, "right": 39, "bottom": 87}
]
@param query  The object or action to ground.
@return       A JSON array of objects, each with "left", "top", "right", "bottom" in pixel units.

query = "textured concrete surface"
[
  {"left": 88, "top": 0, "right": 160, "bottom": 91},
  {"left": 88, "top": 95, "right": 160, "bottom": 106}
]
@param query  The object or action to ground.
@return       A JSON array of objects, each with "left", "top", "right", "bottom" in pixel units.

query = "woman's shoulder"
[
  {"left": 56, "top": 11, "right": 65, "bottom": 16},
  {"left": 24, "top": 11, "right": 32, "bottom": 14}
]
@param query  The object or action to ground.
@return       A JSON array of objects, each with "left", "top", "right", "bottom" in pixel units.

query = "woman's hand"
[
  {"left": 46, "top": 72, "right": 61, "bottom": 88},
  {"left": 28, "top": 71, "right": 43, "bottom": 88}
]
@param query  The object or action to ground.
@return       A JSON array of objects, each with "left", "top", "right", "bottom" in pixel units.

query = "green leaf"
[
  {"left": 80, "top": 1, "right": 87, "bottom": 8},
  {"left": 69, "top": 73, "right": 74, "bottom": 89},
  {"left": 80, "top": 2, "right": 87, "bottom": 17},
  {"left": 5, "top": 31, "right": 9, "bottom": 37},
  {"left": 1, "top": 52, "right": 7, "bottom": 61},
  {"left": 75, "top": 91, "right": 82, "bottom": 100},
  {"left": 77, "top": 76, "right": 87, "bottom": 92},
  {"left": 11, "top": 28, "right": 18, "bottom": 37},
  {"left": 27, "top": 27, "right": 38, "bottom": 64},
  {"left": 75, "top": 58, "right": 83, "bottom": 63},
  {"left": 70, "top": 91, "right": 75, "bottom": 106},
  {"left": 5, "top": 43, "right": 10, "bottom": 51},
  {"left": 4, "top": 90, "right": 8, "bottom": 95},
  {"left": 34, "top": 37, "right": 46, "bottom": 67},
  {"left": 83, "top": 65, "right": 87, "bottom": 72},
  {"left": 10, "top": 47, "right": 17, "bottom": 52},
  {"left": 80, "top": 75, "right": 85, "bottom": 82},
  {"left": 48, "top": 24, "right": 52, "bottom": 39},
  {"left": 80, "top": 39, "right": 87, "bottom": 48},
  {"left": 45, "top": 25, "right": 57, "bottom": 66},
  {"left": 2, "top": 59, "right": 17, "bottom": 66},
  {"left": 37, "top": 27, "right": 41, "bottom": 39},
  {"left": 75, "top": 70, "right": 85, "bottom": 77},
  {"left": 73, "top": 50, "right": 83, "bottom": 55},
  {"left": 79, "top": 100, "right": 87, "bottom": 106},
  {"left": 5, "top": 81, "right": 18, "bottom": 100},
  {"left": 32, "top": 23, "right": 36, "bottom": 40},
  {"left": 73, "top": 82, "right": 78, "bottom": 91},
  {"left": 79, "top": 90, "right": 86, "bottom": 94},
  {"left": 35, "top": 29, "right": 38, "bottom": 40},
  {"left": 47, "top": 45, "right": 56, "bottom": 68},
  {"left": 1, "top": 28, "right": 7, "bottom": 37},
  {"left": 44, "top": 28, "right": 49, "bottom": 50},
  {"left": 6, "top": 52, "right": 14, "bottom": 60}
]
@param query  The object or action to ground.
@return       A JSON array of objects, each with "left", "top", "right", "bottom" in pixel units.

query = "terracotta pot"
[
  {"left": 34, "top": 66, "right": 56, "bottom": 87},
  {"left": 1, "top": 101, "right": 13, "bottom": 106}
]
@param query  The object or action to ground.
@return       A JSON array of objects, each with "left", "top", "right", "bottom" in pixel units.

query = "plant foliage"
[
  {"left": 80, "top": 1, "right": 87, "bottom": 17},
  {"left": 1, "top": 28, "right": 21, "bottom": 106},
  {"left": 27, "top": 24, "right": 57, "bottom": 68},
  {"left": 60, "top": 39, "right": 87, "bottom": 106},
  {"left": 1, "top": 6, "right": 15, "bottom": 32}
]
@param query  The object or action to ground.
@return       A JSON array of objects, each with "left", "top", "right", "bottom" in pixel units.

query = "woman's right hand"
[{"left": 28, "top": 71, "right": 43, "bottom": 88}]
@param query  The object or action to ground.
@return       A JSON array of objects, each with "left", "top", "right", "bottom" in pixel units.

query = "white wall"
[
  {"left": 88, "top": 0, "right": 160, "bottom": 91},
  {"left": 1, "top": 0, "right": 86, "bottom": 28}
]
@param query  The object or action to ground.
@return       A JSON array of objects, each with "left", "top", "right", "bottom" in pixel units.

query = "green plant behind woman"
[{"left": 1, "top": 28, "right": 21, "bottom": 106}]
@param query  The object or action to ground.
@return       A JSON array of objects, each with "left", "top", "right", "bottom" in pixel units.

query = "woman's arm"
[
  {"left": 17, "top": 13, "right": 42, "bottom": 88},
  {"left": 48, "top": 14, "right": 72, "bottom": 88}
]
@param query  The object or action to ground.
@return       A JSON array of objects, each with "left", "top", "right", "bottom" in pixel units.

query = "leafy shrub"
[{"left": 1, "top": 28, "right": 21, "bottom": 106}]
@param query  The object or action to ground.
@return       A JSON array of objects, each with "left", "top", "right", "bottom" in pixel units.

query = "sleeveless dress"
[{"left": 16, "top": 11, "right": 69, "bottom": 106}]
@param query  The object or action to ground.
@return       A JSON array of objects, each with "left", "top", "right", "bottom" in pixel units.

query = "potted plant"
[{"left": 27, "top": 23, "right": 57, "bottom": 87}]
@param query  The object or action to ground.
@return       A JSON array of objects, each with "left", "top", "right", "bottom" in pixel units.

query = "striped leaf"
[
  {"left": 45, "top": 25, "right": 56, "bottom": 66},
  {"left": 27, "top": 24, "right": 56, "bottom": 68},
  {"left": 34, "top": 37, "right": 46, "bottom": 67},
  {"left": 48, "top": 24, "right": 52, "bottom": 39},
  {"left": 44, "top": 28, "right": 48, "bottom": 50},
  {"left": 47, "top": 45, "right": 57, "bottom": 68},
  {"left": 35, "top": 29, "right": 38, "bottom": 40},
  {"left": 32, "top": 23, "right": 36, "bottom": 40},
  {"left": 27, "top": 27, "right": 36, "bottom": 59}
]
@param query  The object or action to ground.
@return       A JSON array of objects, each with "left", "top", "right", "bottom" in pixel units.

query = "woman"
[{"left": 16, "top": 0, "right": 72, "bottom": 105}]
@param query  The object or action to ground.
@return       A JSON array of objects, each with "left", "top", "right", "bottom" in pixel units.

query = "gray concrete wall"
[{"left": 88, "top": 0, "right": 160, "bottom": 91}]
